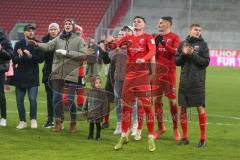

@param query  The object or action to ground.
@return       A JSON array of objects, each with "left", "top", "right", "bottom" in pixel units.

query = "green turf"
[{"left": 0, "top": 66, "right": 240, "bottom": 160}]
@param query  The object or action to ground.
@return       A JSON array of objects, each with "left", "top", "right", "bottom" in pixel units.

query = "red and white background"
[{"left": 209, "top": 49, "right": 240, "bottom": 67}]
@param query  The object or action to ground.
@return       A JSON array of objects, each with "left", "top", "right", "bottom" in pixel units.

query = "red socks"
[
  {"left": 170, "top": 103, "right": 178, "bottom": 130},
  {"left": 121, "top": 106, "right": 132, "bottom": 133},
  {"left": 137, "top": 105, "right": 144, "bottom": 130},
  {"left": 180, "top": 111, "right": 188, "bottom": 140},
  {"left": 199, "top": 112, "right": 207, "bottom": 141},
  {"left": 155, "top": 101, "right": 178, "bottom": 131},
  {"left": 145, "top": 105, "right": 154, "bottom": 135},
  {"left": 180, "top": 109, "right": 206, "bottom": 141},
  {"left": 155, "top": 102, "right": 164, "bottom": 130},
  {"left": 138, "top": 98, "right": 154, "bottom": 135},
  {"left": 104, "top": 114, "right": 109, "bottom": 124}
]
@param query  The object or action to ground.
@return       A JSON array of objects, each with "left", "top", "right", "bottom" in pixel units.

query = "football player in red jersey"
[
  {"left": 110, "top": 16, "right": 156, "bottom": 152},
  {"left": 153, "top": 16, "right": 181, "bottom": 141}
]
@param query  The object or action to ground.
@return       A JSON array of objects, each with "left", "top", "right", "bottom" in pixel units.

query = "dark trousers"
[
  {"left": 52, "top": 80, "right": 77, "bottom": 121},
  {"left": 44, "top": 83, "right": 53, "bottom": 122},
  {"left": 0, "top": 83, "right": 6, "bottom": 119},
  {"left": 88, "top": 122, "right": 101, "bottom": 139},
  {"left": 16, "top": 87, "right": 38, "bottom": 121}
]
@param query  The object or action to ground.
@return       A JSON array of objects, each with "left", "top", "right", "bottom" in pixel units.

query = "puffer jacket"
[{"left": 175, "top": 35, "right": 209, "bottom": 104}]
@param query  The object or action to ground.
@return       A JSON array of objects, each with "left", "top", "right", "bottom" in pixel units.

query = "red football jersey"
[
  {"left": 116, "top": 33, "right": 156, "bottom": 63},
  {"left": 155, "top": 32, "right": 181, "bottom": 73}
]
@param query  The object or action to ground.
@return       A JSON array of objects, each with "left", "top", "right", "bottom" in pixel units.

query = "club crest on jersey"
[
  {"left": 194, "top": 45, "right": 200, "bottom": 51},
  {"left": 139, "top": 38, "right": 145, "bottom": 45}
]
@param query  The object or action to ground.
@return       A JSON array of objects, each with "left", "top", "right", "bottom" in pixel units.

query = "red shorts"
[
  {"left": 122, "top": 69, "right": 151, "bottom": 105},
  {"left": 153, "top": 71, "right": 176, "bottom": 99}
]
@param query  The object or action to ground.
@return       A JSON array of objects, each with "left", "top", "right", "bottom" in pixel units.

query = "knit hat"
[
  {"left": 48, "top": 23, "right": 60, "bottom": 31},
  {"left": 64, "top": 19, "right": 75, "bottom": 30},
  {"left": 91, "top": 75, "right": 101, "bottom": 88}
]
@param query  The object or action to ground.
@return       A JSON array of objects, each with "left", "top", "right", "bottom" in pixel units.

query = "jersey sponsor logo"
[
  {"left": 129, "top": 47, "right": 145, "bottom": 52},
  {"left": 128, "top": 40, "right": 133, "bottom": 43},
  {"left": 158, "top": 48, "right": 166, "bottom": 52},
  {"left": 151, "top": 38, "right": 155, "bottom": 44}
]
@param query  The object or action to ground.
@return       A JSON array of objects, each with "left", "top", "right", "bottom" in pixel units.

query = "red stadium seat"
[{"left": 0, "top": 0, "right": 111, "bottom": 38}]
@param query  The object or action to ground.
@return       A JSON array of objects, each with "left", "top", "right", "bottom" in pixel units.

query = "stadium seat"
[{"left": 0, "top": 0, "right": 111, "bottom": 38}]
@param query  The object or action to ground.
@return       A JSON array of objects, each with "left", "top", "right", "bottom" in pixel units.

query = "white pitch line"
[
  {"left": 7, "top": 110, "right": 47, "bottom": 115},
  {"left": 5, "top": 110, "right": 240, "bottom": 127},
  {"left": 8, "top": 99, "right": 46, "bottom": 104},
  {"left": 6, "top": 100, "right": 240, "bottom": 121},
  {"left": 192, "top": 113, "right": 240, "bottom": 120},
  {"left": 163, "top": 119, "right": 240, "bottom": 127}
]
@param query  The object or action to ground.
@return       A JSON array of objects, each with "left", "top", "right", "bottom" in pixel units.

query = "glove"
[
  {"left": 155, "top": 35, "right": 165, "bottom": 46},
  {"left": 87, "top": 48, "right": 94, "bottom": 55},
  {"left": 56, "top": 49, "right": 67, "bottom": 56}
]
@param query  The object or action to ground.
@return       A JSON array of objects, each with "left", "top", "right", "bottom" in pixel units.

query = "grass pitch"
[{"left": 0, "top": 66, "right": 240, "bottom": 160}]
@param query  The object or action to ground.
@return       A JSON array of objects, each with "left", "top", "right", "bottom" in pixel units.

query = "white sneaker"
[
  {"left": 131, "top": 123, "right": 138, "bottom": 136},
  {"left": 134, "top": 129, "right": 142, "bottom": 141},
  {"left": 113, "top": 123, "right": 121, "bottom": 135},
  {"left": 31, "top": 119, "right": 38, "bottom": 129},
  {"left": 0, "top": 118, "right": 7, "bottom": 127},
  {"left": 16, "top": 121, "right": 27, "bottom": 129},
  {"left": 61, "top": 122, "right": 64, "bottom": 130}
]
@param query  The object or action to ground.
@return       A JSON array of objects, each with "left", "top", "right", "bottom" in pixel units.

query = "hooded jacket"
[
  {"left": 175, "top": 35, "right": 210, "bottom": 106},
  {"left": 0, "top": 28, "right": 13, "bottom": 75}
]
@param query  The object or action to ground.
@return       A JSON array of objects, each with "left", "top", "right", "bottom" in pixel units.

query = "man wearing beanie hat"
[
  {"left": 48, "top": 23, "right": 60, "bottom": 31},
  {"left": 29, "top": 19, "right": 87, "bottom": 133},
  {"left": 41, "top": 22, "right": 60, "bottom": 129}
]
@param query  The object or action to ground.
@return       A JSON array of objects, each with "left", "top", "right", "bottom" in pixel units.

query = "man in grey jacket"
[{"left": 30, "top": 19, "right": 87, "bottom": 133}]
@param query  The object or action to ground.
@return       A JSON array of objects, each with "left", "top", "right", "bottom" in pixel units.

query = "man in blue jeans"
[
  {"left": 12, "top": 24, "right": 44, "bottom": 129},
  {"left": 29, "top": 19, "right": 87, "bottom": 133}
]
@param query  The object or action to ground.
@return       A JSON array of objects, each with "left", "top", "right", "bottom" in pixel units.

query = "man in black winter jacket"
[
  {"left": 12, "top": 24, "right": 44, "bottom": 129},
  {"left": 175, "top": 24, "right": 210, "bottom": 147},
  {"left": 0, "top": 28, "right": 13, "bottom": 127},
  {"left": 41, "top": 23, "right": 60, "bottom": 128}
]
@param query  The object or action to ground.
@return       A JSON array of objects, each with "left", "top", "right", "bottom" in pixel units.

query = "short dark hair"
[
  {"left": 161, "top": 16, "right": 173, "bottom": 25},
  {"left": 189, "top": 23, "right": 201, "bottom": 29},
  {"left": 134, "top": 16, "right": 146, "bottom": 23}
]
